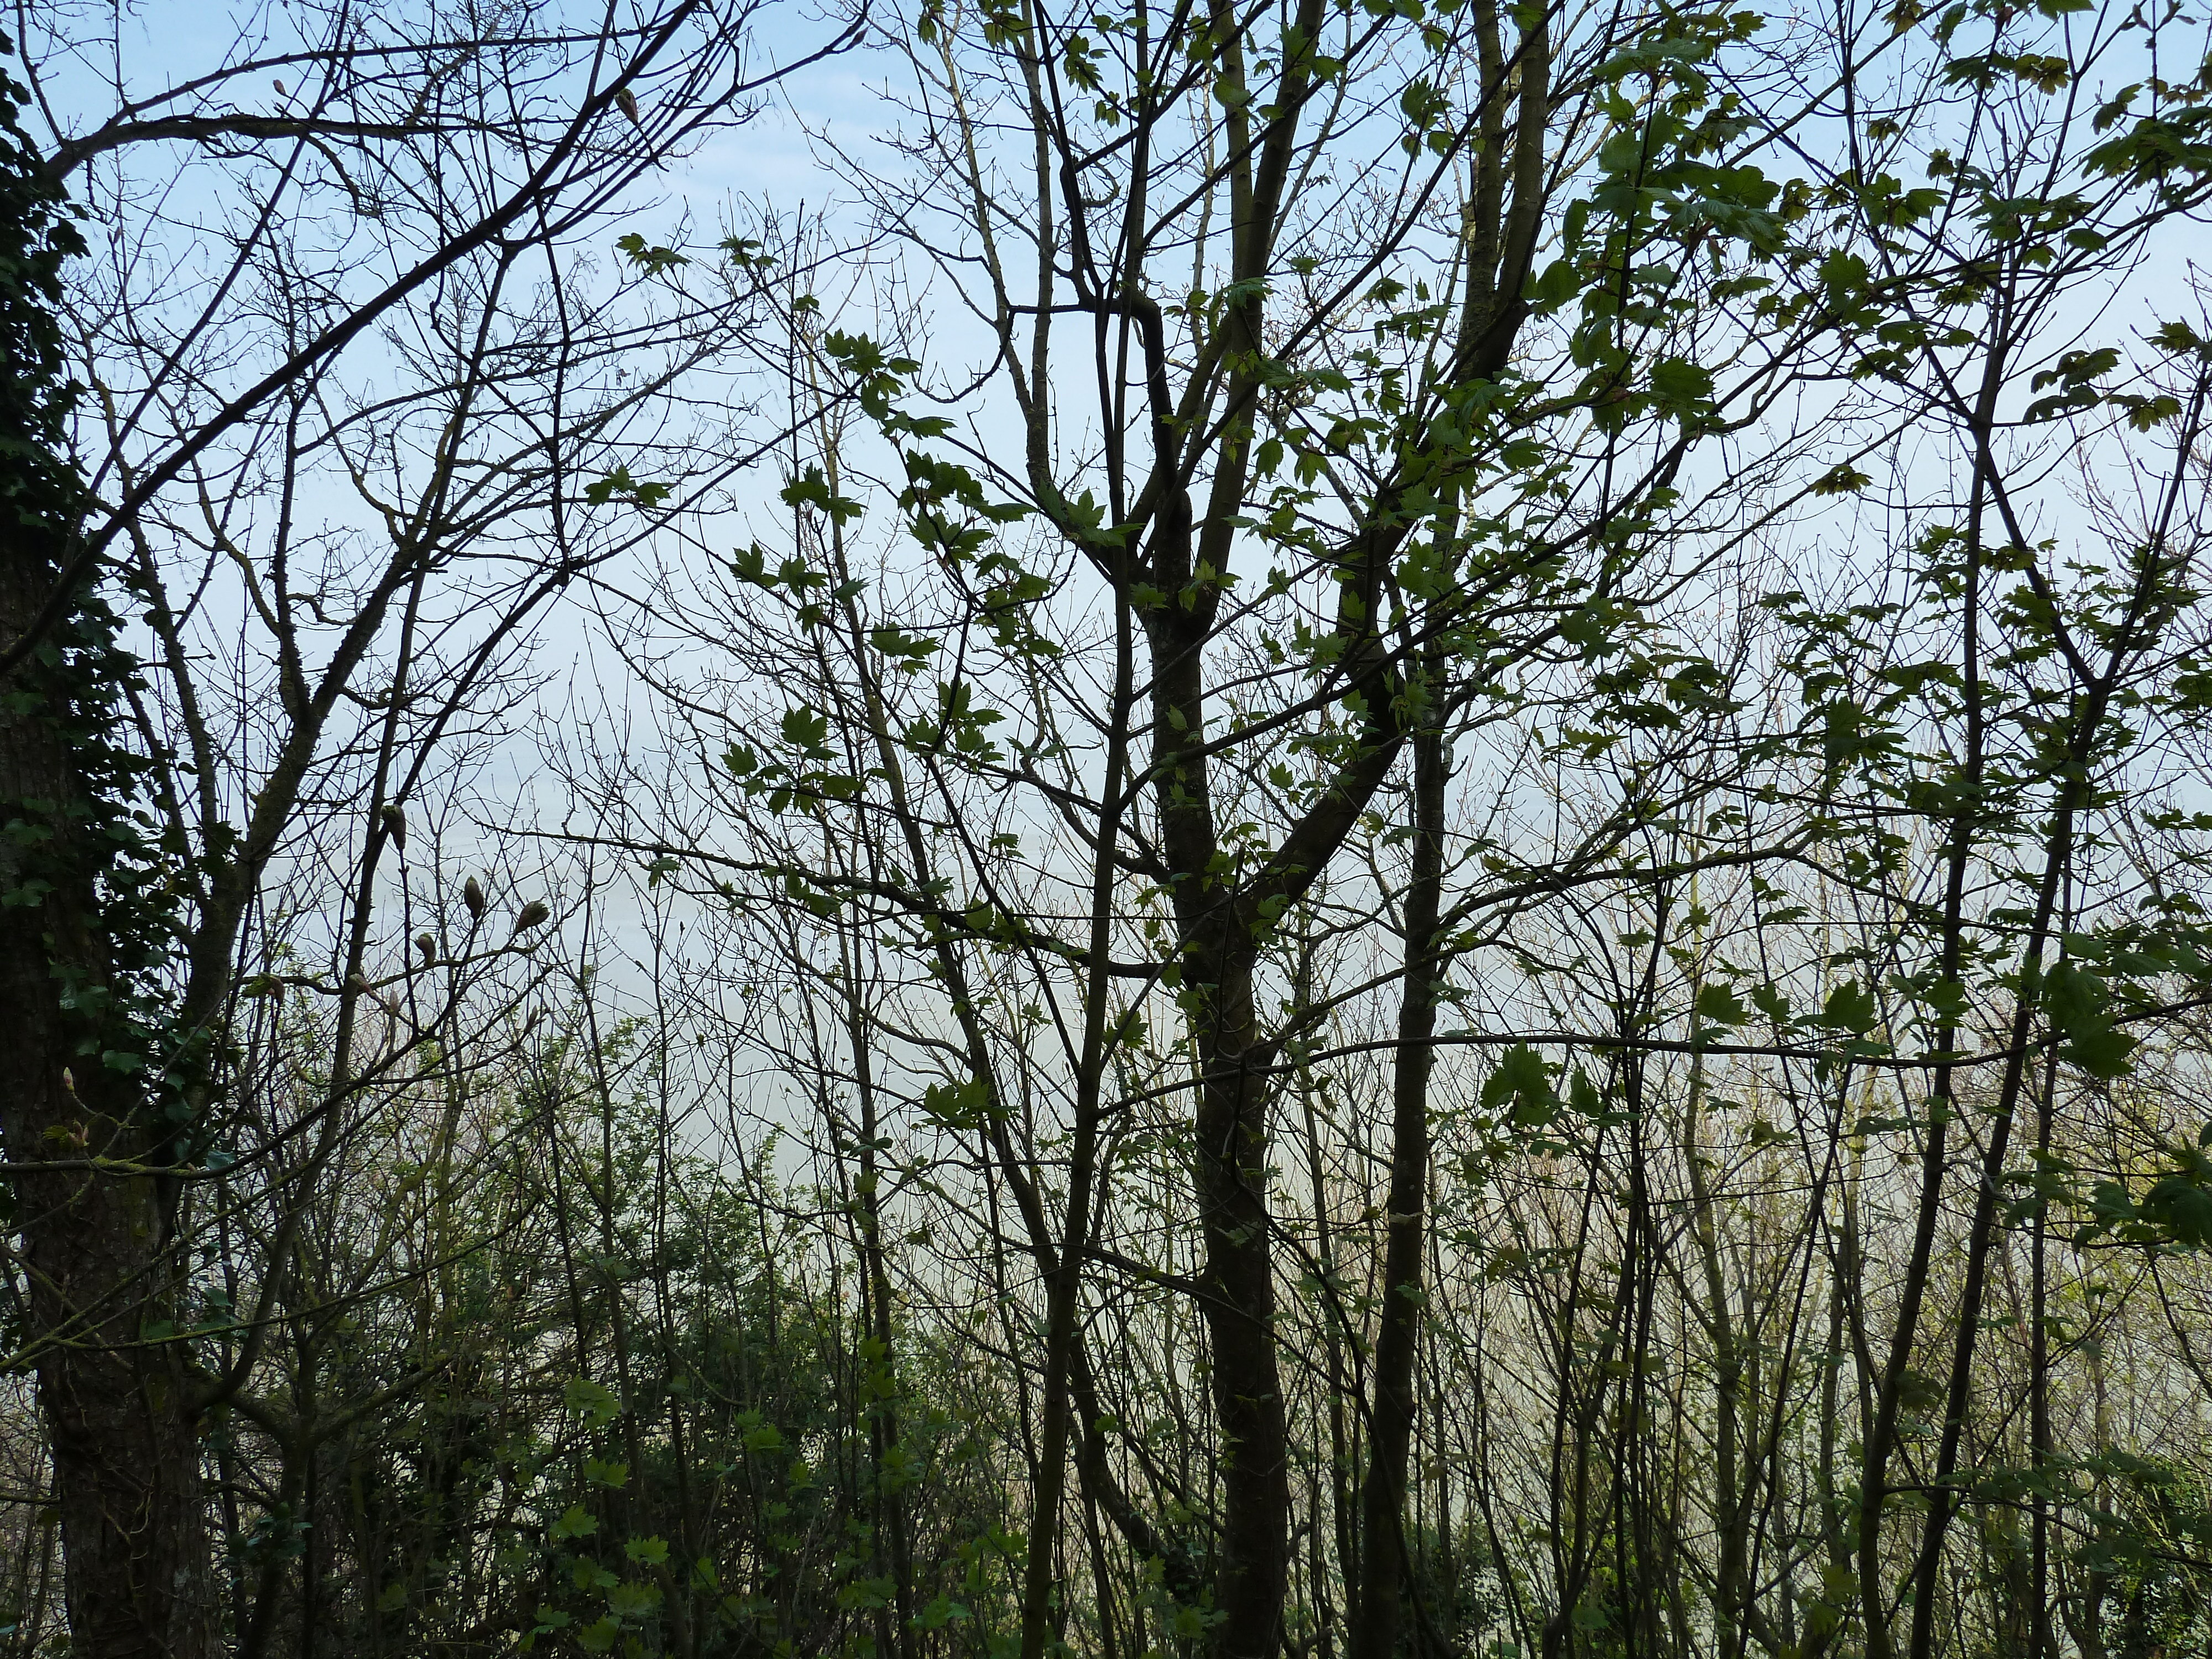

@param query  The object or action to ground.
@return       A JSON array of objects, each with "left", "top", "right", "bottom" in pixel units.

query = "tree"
[{"left": 0, "top": 2, "right": 857, "bottom": 1650}]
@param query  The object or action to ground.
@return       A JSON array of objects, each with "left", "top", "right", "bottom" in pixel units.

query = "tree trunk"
[
  {"left": 1191, "top": 974, "right": 1294, "bottom": 1659},
  {"left": 1, "top": 65, "right": 213, "bottom": 1656},
  {"left": 1350, "top": 722, "right": 1446, "bottom": 1659},
  {"left": 1, "top": 532, "right": 213, "bottom": 1659},
  {"left": 1142, "top": 551, "right": 1295, "bottom": 1658}
]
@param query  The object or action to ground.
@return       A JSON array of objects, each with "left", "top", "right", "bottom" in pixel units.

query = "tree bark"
[
  {"left": 1, "top": 62, "right": 213, "bottom": 1655},
  {"left": 1140, "top": 514, "right": 1296, "bottom": 1659},
  {"left": 1349, "top": 721, "right": 1447, "bottom": 1659},
  {"left": 0, "top": 843, "right": 214, "bottom": 1659}
]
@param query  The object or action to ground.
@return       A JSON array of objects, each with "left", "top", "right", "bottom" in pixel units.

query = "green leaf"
[
  {"left": 607, "top": 1581, "right": 663, "bottom": 1619},
  {"left": 625, "top": 1536, "right": 670, "bottom": 1566},
  {"left": 780, "top": 464, "right": 865, "bottom": 525},
  {"left": 916, "top": 1594, "right": 973, "bottom": 1630},
  {"left": 869, "top": 626, "right": 941, "bottom": 671},
  {"left": 551, "top": 1504, "right": 599, "bottom": 1540},
  {"left": 2138, "top": 1157, "right": 2212, "bottom": 1249},
  {"left": 1482, "top": 1044, "right": 1557, "bottom": 1128},
  {"left": 2043, "top": 961, "right": 2134, "bottom": 1079},
  {"left": 1817, "top": 982, "right": 1878, "bottom": 1034},
  {"left": 584, "top": 465, "right": 672, "bottom": 508},
  {"left": 615, "top": 231, "right": 689, "bottom": 274},
  {"left": 1695, "top": 983, "right": 1748, "bottom": 1027},
  {"left": 781, "top": 706, "right": 831, "bottom": 755},
  {"left": 2150, "top": 320, "right": 2207, "bottom": 356},
  {"left": 572, "top": 1559, "right": 618, "bottom": 1591},
  {"left": 564, "top": 1377, "right": 623, "bottom": 1426},
  {"left": 1650, "top": 356, "right": 1714, "bottom": 414},
  {"left": 919, "top": 1075, "right": 997, "bottom": 1131},
  {"left": 1569, "top": 1067, "right": 1605, "bottom": 1120}
]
